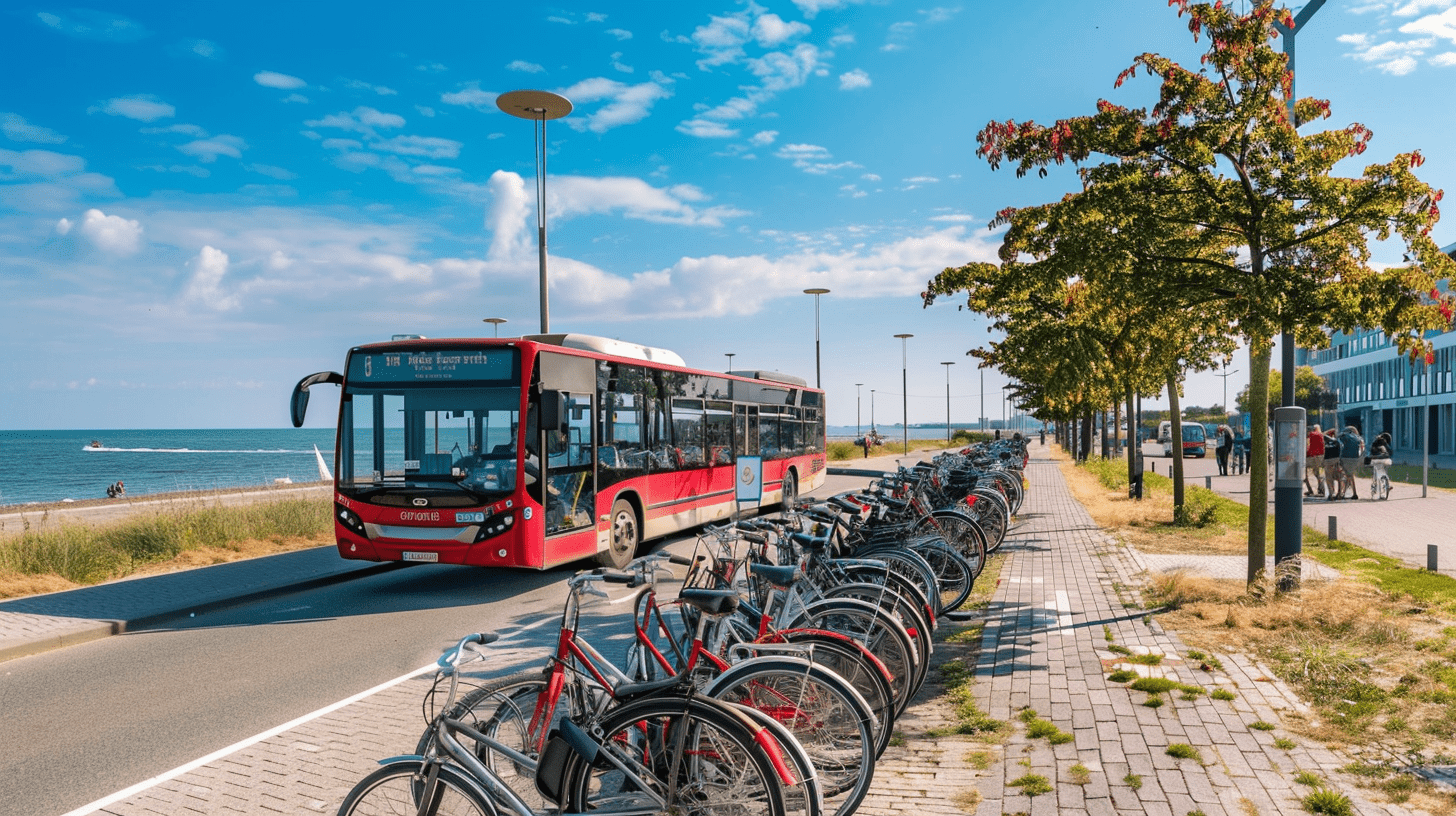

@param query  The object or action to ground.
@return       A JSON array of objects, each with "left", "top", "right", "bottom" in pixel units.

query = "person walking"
[
  {"left": 1369, "top": 432, "right": 1393, "bottom": 500},
  {"left": 1304, "top": 424, "right": 1325, "bottom": 497},
  {"left": 1338, "top": 425, "right": 1365, "bottom": 499},
  {"left": 1215, "top": 424, "right": 1234, "bottom": 476},
  {"left": 1323, "top": 428, "right": 1344, "bottom": 500}
]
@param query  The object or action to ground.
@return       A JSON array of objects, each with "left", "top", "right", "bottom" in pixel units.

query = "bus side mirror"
[
  {"left": 540, "top": 390, "right": 569, "bottom": 434},
  {"left": 290, "top": 371, "right": 343, "bottom": 428}
]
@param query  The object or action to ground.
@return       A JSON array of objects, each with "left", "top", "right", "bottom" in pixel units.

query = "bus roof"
[{"left": 524, "top": 333, "right": 685, "bottom": 367}]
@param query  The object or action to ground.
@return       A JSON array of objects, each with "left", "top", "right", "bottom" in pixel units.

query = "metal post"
[
  {"left": 941, "top": 362, "right": 954, "bottom": 446},
  {"left": 895, "top": 334, "right": 913, "bottom": 452},
  {"left": 1424, "top": 358, "right": 1431, "bottom": 497},
  {"left": 856, "top": 383, "right": 863, "bottom": 438},
  {"left": 725, "top": 352, "right": 735, "bottom": 373},
  {"left": 1429, "top": 544, "right": 1439, "bottom": 572},
  {"left": 805, "top": 288, "right": 830, "bottom": 389},
  {"left": 496, "top": 90, "right": 572, "bottom": 335},
  {"left": 1272, "top": 0, "right": 1324, "bottom": 589}
]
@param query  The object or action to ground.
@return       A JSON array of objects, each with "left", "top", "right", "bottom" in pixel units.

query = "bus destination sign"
[{"left": 349, "top": 349, "right": 513, "bottom": 382}]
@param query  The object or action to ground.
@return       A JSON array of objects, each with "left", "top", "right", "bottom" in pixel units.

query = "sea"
[
  {"left": 0, "top": 425, "right": 984, "bottom": 508},
  {"left": 0, "top": 429, "right": 337, "bottom": 508}
]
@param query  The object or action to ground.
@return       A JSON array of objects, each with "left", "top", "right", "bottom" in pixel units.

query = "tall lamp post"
[
  {"left": 1271, "top": 0, "right": 1325, "bottom": 588},
  {"left": 894, "top": 334, "right": 913, "bottom": 452},
  {"left": 725, "top": 352, "right": 735, "bottom": 373},
  {"left": 1216, "top": 365, "right": 1239, "bottom": 418},
  {"left": 496, "top": 89, "right": 572, "bottom": 334},
  {"left": 941, "top": 362, "right": 954, "bottom": 446},
  {"left": 804, "top": 288, "right": 830, "bottom": 388},
  {"left": 870, "top": 389, "right": 876, "bottom": 432},
  {"left": 482, "top": 317, "right": 508, "bottom": 337},
  {"left": 855, "top": 383, "right": 864, "bottom": 438}
]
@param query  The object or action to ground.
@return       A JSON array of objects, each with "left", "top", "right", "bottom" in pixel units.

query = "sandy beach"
[{"left": 0, "top": 481, "right": 332, "bottom": 532}]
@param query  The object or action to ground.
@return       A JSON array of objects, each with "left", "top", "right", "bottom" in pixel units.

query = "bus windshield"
[{"left": 339, "top": 384, "right": 522, "bottom": 501}]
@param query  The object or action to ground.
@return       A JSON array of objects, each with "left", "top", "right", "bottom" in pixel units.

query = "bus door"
[{"left": 537, "top": 352, "right": 598, "bottom": 564}]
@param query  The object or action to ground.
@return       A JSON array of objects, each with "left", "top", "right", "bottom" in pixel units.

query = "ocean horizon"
[{"left": 0, "top": 429, "right": 337, "bottom": 507}]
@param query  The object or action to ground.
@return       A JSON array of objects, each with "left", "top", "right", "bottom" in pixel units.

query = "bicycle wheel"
[
  {"left": 726, "top": 702, "right": 825, "bottom": 816},
  {"left": 414, "top": 669, "right": 567, "bottom": 811},
  {"left": 912, "top": 510, "right": 987, "bottom": 580},
  {"left": 816, "top": 582, "right": 932, "bottom": 697},
  {"left": 770, "top": 631, "right": 896, "bottom": 757},
  {"left": 908, "top": 538, "right": 974, "bottom": 613},
  {"left": 560, "top": 694, "right": 789, "bottom": 816},
  {"left": 705, "top": 657, "right": 875, "bottom": 816},
  {"left": 789, "top": 598, "right": 920, "bottom": 715},
  {"left": 337, "top": 761, "right": 495, "bottom": 816}
]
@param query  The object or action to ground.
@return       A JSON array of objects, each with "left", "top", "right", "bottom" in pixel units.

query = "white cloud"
[
  {"left": 1432, "top": 51, "right": 1456, "bottom": 63},
  {"left": 2, "top": 113, "right": 67, "bottom": 144},
  {"left": 559, "top": 77, "right": 674, "bottom": 133},
  {"left": 35, "top": 9, "right": 147, "bottom": 41},
  {"left": 1401, "top": 6, "right": 1456, "bottom": 40},
  {"left": 343, "top": 79, "right": 398, "bottom": 95},
  {"left": 752, "top": 14, "right": 810, "bottom": 47},
  {"left": 549, "top": 174, "right": 749, "bottom": 226},
  {"left": 0, "top": 148, "right": 120, "bottom": 209},
  {"left": 747, "top": 43, "right": 821, "bottom": 91},
  {"left": 606, "top": 28, "right": 633, "bottom": 40},
  {"left": 920, "top": 7, "right": 960, "bottom": 24},
  {"left": 1340, "top": 4, "right": 1456, "bottom": 73},
  {"left": 750, "top": 130, "right": 778, "bottom": 146},
  {"left": 788, "top": 0, "right": 870, "bottom": 19},
  {"left": 183, "top": 246, "right": 241, "bottom": 310},
  {"left": 177, "top": 135, "right": 247, "bottom": 162},
  {"left": 1393, "top": 0, "right": 1456, "bottom": 16},
  {"left": 55, "top": 217, "right": 72, "bottom": 234},
  {"left": 678, "top": 119, "right": 739, "bottom": 138},
  {"left": 140, "top": 123, "right": 208, "bottom": 137},
  {"left": 839, "top": 69, "right": 871, "bottom": 90},
  {"left": 254, "top": 71, "right": 307, "bottom": 89},
  {"left": 372, "top": 135, "right": 463, "bottom": 159},
  {"left": 507, "top": 60, "right": 545, "bottom": 73},
  {"left": 248, "top": 164, "right": 297, "bottom": 180},
  {"left": 94, "top": 95, "right": 175, "bottom": 122},
  {"left": 1381, "top": 54, "right": 1420, "bottom": 73},
  {"left": 441, "top": 85, "right": 497, "bottom": 110},
  {"left": 775, "top": 143, "right": 861, "bottom": 175},
  {"left": 79, "top": 208, "right": 142, "bottom": 254},
  {"left": 283, "top": 93, "right": 310, "bottom": 104},
  {"left": 305, "top": 107, "right": 406, "bottom": 136},
  {"left": 183, "top": 38, "right": 220, "bottom": 58}
]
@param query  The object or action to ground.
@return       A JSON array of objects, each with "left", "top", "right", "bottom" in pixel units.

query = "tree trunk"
[
  {"left": 1247, "top": 340, "right": 1273, "bottom": 585},
  {"left": 1080, "top": 413, "right": 1093, "bottom": 461},
  {"left": 1113, "top": 402, "right": 1122, "bottom": 458},
  {"left": 1125, "top": 382, "right": 1139, "bottom": 497},
  {"left": 1167, "top": 369, "right": 1185, "bottom": 510}
]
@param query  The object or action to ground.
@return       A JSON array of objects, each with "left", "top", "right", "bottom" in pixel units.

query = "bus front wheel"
[{"left": 601, "top": 498, "right": 639, "bottom": 569}]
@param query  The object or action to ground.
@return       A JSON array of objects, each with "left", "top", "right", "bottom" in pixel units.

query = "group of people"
[
  {"left": 1303, "top": 424, "right": 1393, "bottom": 500},
  {"left": 105, "top": 480, "right": 126, "bottom": 498}
]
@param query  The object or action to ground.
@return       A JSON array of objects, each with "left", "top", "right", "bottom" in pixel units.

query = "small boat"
[{"left": 90, "top": 440, "right": 102, "bottom": 448}]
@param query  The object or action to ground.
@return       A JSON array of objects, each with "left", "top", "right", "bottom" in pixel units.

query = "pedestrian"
[
  {"left": 1214, "top": 424, "right": 1233, "bottom": 475},
  {"left": 1304, "top": 424, "right": 1325, "bottom": 497},
  {"left": 1039, "top": 428, "right": 1046, "bottom": 445},
  {"left": 1323, "top": 429, "right": 1343, "bottom": 499},
  {"left": 1338, "top": 425, "right": 1365, "bottom": 499},
  {"left": 1369, "top": 432, "right": 1393, "bottom": 499}
]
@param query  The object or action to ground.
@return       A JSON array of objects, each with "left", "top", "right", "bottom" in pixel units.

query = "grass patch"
[
  {"left": 1126, "top": 653, "right": 1165, "bottom": 666},
  {"left": 1166, "top": 743, "right": 1203, "bottom": 762},
  {"left": 1124, "top": 773, "right": 1143, "bottom": 790},
  {"left": 964, "top": 750, "right": 993, "bottom": 770},
  {"left": 1300, "top": 788, "right": 1353, "bottom": 816},
  {"left": 0, "top": 497, "right": 331, "bottom": 598},
  {"left": 1106, "top": 643, "right": 1133, "bottom": 656},
  {"left": 945, "top": 624, "right": 983, "bottom": 644},
  {"left": 1294, "top": 771, "right": 1323, "bottom": 787},
  {"left": 1107, "top": 669, "right": 1139, "bottom": 683},
  {"left": 951, "top": 789, "right": 982, "bottom": 813},
  {"left": 1212, "top": 688, "right": 1237, "bottom": 701},
  {"left": 1068, "top": 763, "right": 1092, "bottom": 785},
  {"left": 928, "top": 659, "right": 1006, "bottom": 739},
  {"left": 1129, "top": 677, "right": 1183, "bottom": 695},
  {"left": 1007, "top": 774, "right": 1053, "bottom": 797},
  {"left": 1274, "top": 738, "right": 1297, "bottom": 750},
  {"left": 1143, "top": 696, "right": 1165, "bottom": 708},
  {"left": 1249, "top": 721, "right": 1277, "bottom": 731}
]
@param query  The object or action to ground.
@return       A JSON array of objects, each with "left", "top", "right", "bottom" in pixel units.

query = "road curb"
[{"left": 0, "top": 559, "right": 406, "bottom": 665}]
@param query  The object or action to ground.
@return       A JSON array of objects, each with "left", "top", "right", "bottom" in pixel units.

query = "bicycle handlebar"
[{"left": 437, "top": 631, "right": 501, "bottom": 669}]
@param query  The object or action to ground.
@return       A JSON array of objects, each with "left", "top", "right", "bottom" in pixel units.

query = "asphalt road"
[{"left": 0, "top": 465, "right": 892, "bottom": 816}]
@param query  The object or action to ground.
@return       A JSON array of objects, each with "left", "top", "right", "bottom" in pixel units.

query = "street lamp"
[
  {"left": 725, "top": 352, "right": 735, "bottom": 373},
  {"left": 496, "top": 89, "right": 573, "bottom": 334},
  {"left": 804, "top": 288, "right": 830, "bottom": 388},
  {"left": 941, "top": 362, "right": 954, "bottom": 446},
  {"left": 855, "top": 383, "right": 864, "bottom": 438},
  {"left": 482, "top": 317, "right": 508, "bottom": 337},
  {"left": 870, "top": 389, "right": 876, "bottom": 432},
  {"left": 894, "top": 334, "right": 913, "bottom": 452},
  {"left": 1215, "top": 364, "right": 1239, "bottom": 418}
]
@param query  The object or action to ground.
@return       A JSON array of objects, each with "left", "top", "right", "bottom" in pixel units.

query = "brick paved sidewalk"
[{"left": 958, "top": 454, "right": 1413, "bottom": 816}]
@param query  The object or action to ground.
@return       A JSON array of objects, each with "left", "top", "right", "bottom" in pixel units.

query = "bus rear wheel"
[{"left": 601, "top": 498, "right": 638, "bottom": 569}]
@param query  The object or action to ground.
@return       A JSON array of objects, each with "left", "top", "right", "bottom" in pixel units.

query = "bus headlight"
[
  {"left": 335, "top": 503, "right": 367, "bottom": 537},
  {"left": 474, "top": 512, "right": 516, "bottom": 542}
]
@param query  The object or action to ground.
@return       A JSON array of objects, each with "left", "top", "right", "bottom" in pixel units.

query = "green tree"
[
  {"left": 1233, "top": 366, "right": 1328, "bottom": 415},
  {"left": 965, "top": 0, "right": 1454, "bottom": 582}
]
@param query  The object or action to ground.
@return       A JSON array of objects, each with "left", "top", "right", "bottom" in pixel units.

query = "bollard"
[
  {"left": 1328, "top": 516, "right": 1337, "bottom": 541},
  {"left": 1205, "top": 475, "right": 1212, "bottom": 489},
  {"left": 1430, "top": 545, "right": 1439, "bottom": 573}
]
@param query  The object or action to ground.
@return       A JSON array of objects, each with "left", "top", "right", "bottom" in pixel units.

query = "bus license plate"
[{"left": 402, "top": 551, "right": 439, "bottom": 563}]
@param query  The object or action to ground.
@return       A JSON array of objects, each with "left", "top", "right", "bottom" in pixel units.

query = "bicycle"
[{"left": 341, "top": 631, "right": 802, "bottom": 816}]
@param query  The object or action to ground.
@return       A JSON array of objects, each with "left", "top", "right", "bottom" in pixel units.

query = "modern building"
[{"left": 1304, "top": 241, "right": 1456, "bottom": 460}]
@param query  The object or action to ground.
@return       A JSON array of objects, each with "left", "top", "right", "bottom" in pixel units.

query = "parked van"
[{"left": 1160, "top": 421, "right": 1208, "bottom": 458}]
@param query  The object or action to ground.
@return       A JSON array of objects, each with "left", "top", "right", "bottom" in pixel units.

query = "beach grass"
[{"left": 0, "top": 498, "right": 332, "bottom": 598}]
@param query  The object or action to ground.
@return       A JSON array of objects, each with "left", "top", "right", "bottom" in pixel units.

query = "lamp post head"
[
  {"left": 803, "top": 287, "right": 830, "bottom": 295},
  {"left": 482, "top": 317, "right": 508, "bottom": 337},
  {"left": 894, "top": 333, "right": 913, "bottom": 339},
  {"left": 495, "top": 90, "right": 573, "bottom": 120}
]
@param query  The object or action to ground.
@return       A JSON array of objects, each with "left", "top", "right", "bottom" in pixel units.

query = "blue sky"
[{"left": 2, "top": 0, "right": 1454, "bottom": 431}]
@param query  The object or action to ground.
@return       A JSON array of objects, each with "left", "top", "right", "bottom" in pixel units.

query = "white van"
[{"left": 1159, "top": 421, "right": 1209, "bottom": 457}]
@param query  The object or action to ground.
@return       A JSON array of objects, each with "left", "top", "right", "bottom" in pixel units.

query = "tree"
[
  {"left": 1233, "top": 366, "right": 1327, "bottom": 415},
  {"left": 966, "top": 0, "right": 1455, "bottom": 583}
]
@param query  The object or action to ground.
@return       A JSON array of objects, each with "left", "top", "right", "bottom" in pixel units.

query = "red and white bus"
[{"left": 290, "top": 333, "right": 826, "bottom": 569}]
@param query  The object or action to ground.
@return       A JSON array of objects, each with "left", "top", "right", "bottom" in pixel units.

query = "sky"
[{"left": 2, "top": 0, "right": 1454, "bottom": 431}]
